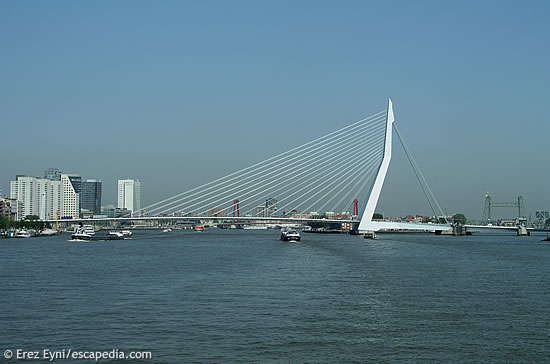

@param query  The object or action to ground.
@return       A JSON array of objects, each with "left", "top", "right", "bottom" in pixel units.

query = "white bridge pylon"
[
  {"left": 357, "top": 99, "right": 395, "bottom": 232},
  {"left": 358, "top": 99, "right": 450, "bottom": 232}
]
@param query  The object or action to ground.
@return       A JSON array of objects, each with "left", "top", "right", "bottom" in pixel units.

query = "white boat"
[
  {"left": 163, "top": 228, "right": 172, "bottom": 233},
  {"left": 108, "top": 230, "right": 132, "bottom": 238},
  {"left": 39, "top": 228, "right": 58, "bottom": 236},
  {"left": 71, "top": 225, "right": 95, "bottom": 241},
  {"left": 120, "top": 230, "right": 133, "bottom": 237},
  {"left": 71, "top": 232, "right": 93, "bottom": 241},
  {"left": 280, "top": 229, "right": 301, "bottom": 242},
  {"left": 71, "top": 233, "right": 92, "bottom": 241},
  {"left": 15, "top": 229, "right": 32, "bottom": 238},
  {"left": 108, "top": 231, "right": 124, "bottom": 238},
  {"left": 78, "top": 225, "right": 96, "bottom": 235}
]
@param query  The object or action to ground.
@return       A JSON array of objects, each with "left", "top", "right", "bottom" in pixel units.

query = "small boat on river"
[
  {"left": 15, "top": 229, "right": 32, "bottom": 238},
  {"left": 280, "top": 229, "right": 301, "bottom": 242}
]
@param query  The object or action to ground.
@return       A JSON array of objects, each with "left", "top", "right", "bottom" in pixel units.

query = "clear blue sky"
[{"left": 1, "top": 0, "right": 549, "bottom": 219}]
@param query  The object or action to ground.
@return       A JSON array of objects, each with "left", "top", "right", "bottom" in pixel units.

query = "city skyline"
[{"left": 2, "top": 1, "right": 549, "bottom": 219}]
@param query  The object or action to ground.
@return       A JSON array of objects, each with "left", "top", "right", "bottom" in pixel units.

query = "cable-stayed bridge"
[{"left": 52, "top": 99, "right": 458, "bottom": 233}]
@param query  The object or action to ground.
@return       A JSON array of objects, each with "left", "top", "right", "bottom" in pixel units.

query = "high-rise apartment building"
[
  {"left": 117, "top": 179, "right": 141, "bottom": 216},
  {"left": 61, "top": 174, "right": 81, "bottom": 219},
  {"left": 81, "top": 180, "right": 102, "bottom": 214},
  {"left": 10, "top": 175, "right": 61, "bottom": 220}
]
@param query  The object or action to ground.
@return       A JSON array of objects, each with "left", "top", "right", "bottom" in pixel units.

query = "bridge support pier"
[
  {"left": 362, "top": 231, "right": 377, "bottom": 239},
  {"left": 517, "top": 226, "right": 530, "bottom": 236},
  {"left": 435, "top": 224, "right": 471, "bottom": 236}
]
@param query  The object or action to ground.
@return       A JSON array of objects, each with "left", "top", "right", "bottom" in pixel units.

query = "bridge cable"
[
  {"left": 152, "top": 118, "right": 387, "bottom": 216},
  {"left": 139, "top": 110, "right": 385, "bottom": 214},
  {"left": 393, "top": 124, "right": 448, "bottom": 222},
  {"left": 147, "top": 113, "right": 386, "bottom": 214}
]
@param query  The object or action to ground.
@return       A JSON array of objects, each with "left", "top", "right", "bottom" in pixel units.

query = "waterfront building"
[
  {"left": 288, "top": 209, "right": 298, "bottom": 217},
  {"left": 61, "top": 174, "right": 81, "bottom": 219},
  {"left": 10, "top": 175, "right": 61, "bottom": 220},
  {"left": 8, "top": 199, "right": 19, "bottom": 220},
  {"left": 117, "top": 179, "right": 141, "bottom": 216},
  {"left": 115, "top": 208, "right": 131, "bottom": 218},
  {"left": 0, "top": 198, "right": 19, "bottom": 221},
  {"left": 10, "top": 176, "right": 37, "bottom": 218},
  {"left": 101, "top": 205, "right": 116, "bottom": 218},
  {"left": 266, "top": 198, "right": 277, "bottom": 216},
  {"left": 81, "top": 179, "right": 102, "bottom": 215},
  {"left": 255, "top": 205, "right": 266, "bottom": 217},
  {"left": 207, "top": 207, "right": 225, "bottom": 217},
  {"left": 44, "top": 179, "right": 62, "bottom": 220},
  {"left": 0, "top": 198, "right": 11, "bottom": 218}
]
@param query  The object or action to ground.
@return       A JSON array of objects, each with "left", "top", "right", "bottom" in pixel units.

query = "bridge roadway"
[
  {"left": 46, "top": 216, "right": 549, "bottom": 233},
  {"left": 48, "top": 216, "right": 452, "bottom": 232},
  {"left": 47, "top": 216, "right": 359, "bottom": 225}
]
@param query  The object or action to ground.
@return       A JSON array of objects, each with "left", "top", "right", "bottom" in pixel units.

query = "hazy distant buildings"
[
  {"left": 0, "top": 198, "right": 18, "bottom": 220},
  {"left": 0, "top": 198, "right": 10, "bottom": 217},
  {"left": 101, "top": 204, "right": 116, "bottom": 218},
  {"left": 266, "top": 198, "right": 277, "bottom": 216},
  {"left": 255, "top": 205, "right": 266, "bottom": 217},
  {"left": 81, "top": 180, "right": 102, "bottom": 214},
  {"left": 61, "top": 174, "right": 81, "bottom": 219},
  {"left": 207, "top": 207, "right": 226, "bottom": 217},
  {"left": 117, "top": 179, "right": 141, "bottom": 216},
  {"left": 44, "top": 168, "right": 62, "bottom": 181}
]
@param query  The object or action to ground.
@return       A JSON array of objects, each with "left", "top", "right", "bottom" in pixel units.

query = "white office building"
[
  {"left": 117, "top": 179, "right": 141, "bottom": 216},
  {"left": 60, "top": 174, "right": 81, "bottom": 219},
  {"left": 10, "top": 175, "right": 62, "bottom": 220}
]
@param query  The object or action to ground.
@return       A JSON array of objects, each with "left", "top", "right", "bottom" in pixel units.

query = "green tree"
[
  {"left": 373, "top": 213, "right": 383, "bottom": 220},
  {"left": 0, "top": 215, "right": 11, "bottom": 230},
  {"left": 453, "top": 213, "right": 467, "bottom": 225}
]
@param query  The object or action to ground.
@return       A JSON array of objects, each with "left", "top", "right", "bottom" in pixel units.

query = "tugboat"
[{"left": 280, "top": 229, "right": 301, "bottom": 242}]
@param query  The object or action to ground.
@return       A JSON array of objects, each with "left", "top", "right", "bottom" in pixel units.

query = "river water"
[{"left": 1, "top": 229, "right": 549, "bottom": 362}]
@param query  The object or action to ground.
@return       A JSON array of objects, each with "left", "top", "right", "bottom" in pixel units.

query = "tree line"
[{"left": 0, "top": 215, "right": 52, "bottom": 231}]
